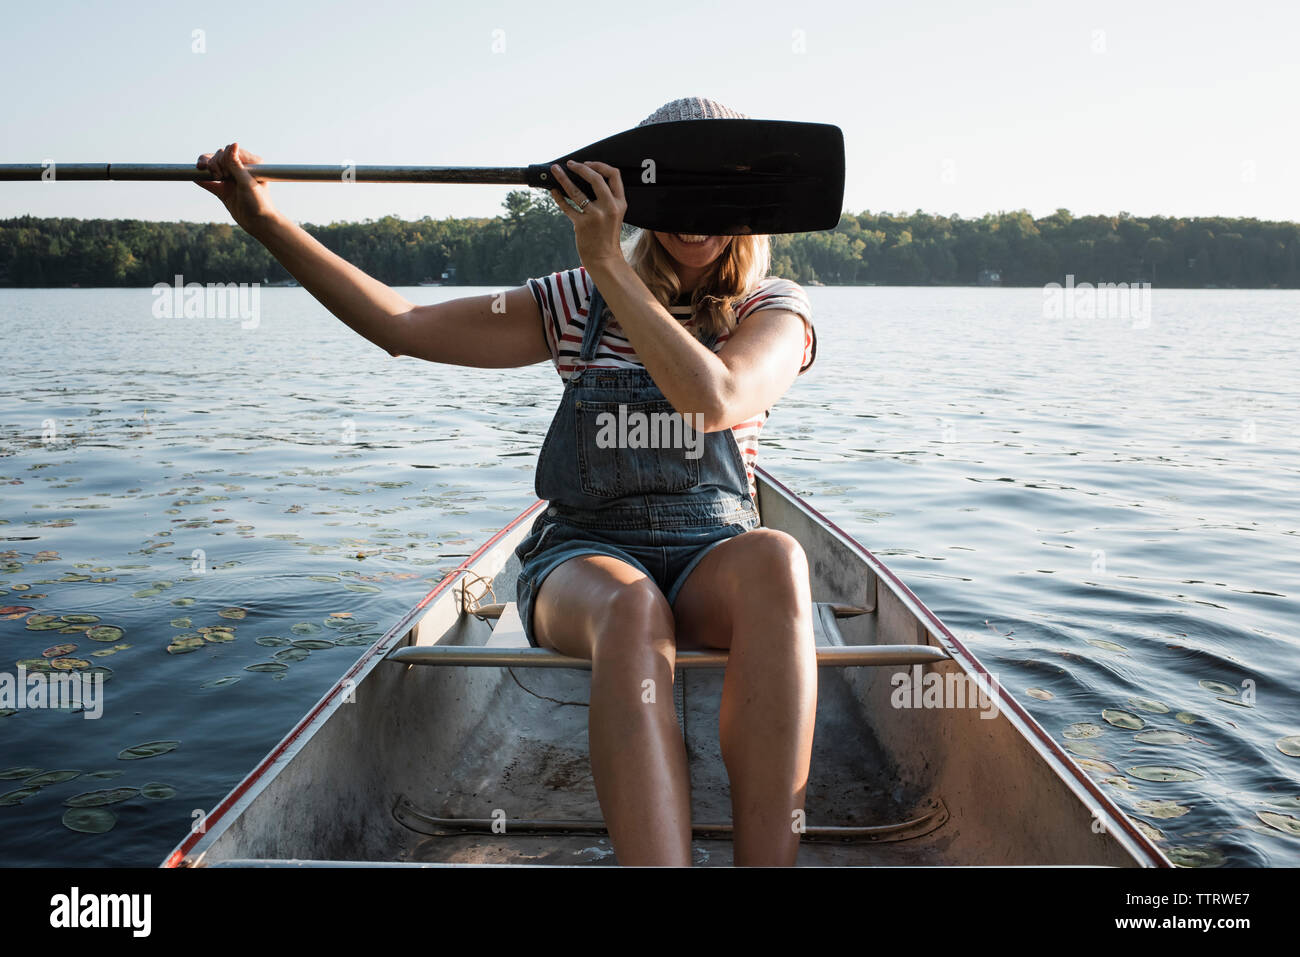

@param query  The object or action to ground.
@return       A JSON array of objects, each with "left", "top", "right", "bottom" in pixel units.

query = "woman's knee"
[
  {"left": 734, "top": 529, "right": 811, "bottom": 601},
  {"left": 590, "top": 577, "right": 676, "bottom": 666}
]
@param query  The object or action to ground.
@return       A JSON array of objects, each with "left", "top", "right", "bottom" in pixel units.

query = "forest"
[{"left": 2, "top": 190, "right": 1297, "bottom": 288}]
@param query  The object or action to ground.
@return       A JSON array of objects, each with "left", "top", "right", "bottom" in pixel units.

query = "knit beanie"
[{"left": 637, "top": 97, "right": 748, "bottom": 126}]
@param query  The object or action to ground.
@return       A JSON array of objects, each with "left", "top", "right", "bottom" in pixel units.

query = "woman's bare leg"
[
  {"left": 533, "top": 554, "right": 692, "bottom": 866},
  {"left": 672, "top": 528, "right": 817, "bottom": 866}
]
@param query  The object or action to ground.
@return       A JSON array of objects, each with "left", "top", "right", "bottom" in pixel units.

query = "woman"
[{"left": 197, "top": 97, "right": 818, "bottom": 867}]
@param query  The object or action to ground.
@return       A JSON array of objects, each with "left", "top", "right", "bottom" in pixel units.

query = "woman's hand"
[
  {"left": 195, "top": 142, "right": 279, "bottom": 234},
  {"left": 548, "top": 160, "right": 627, "bottom": 269}
]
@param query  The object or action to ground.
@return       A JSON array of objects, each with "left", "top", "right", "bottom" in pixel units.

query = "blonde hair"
[{"left": 622, "top": 229, "right": 771, "bottom": 343}]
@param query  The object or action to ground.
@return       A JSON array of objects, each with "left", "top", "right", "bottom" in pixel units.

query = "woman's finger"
[
  {"left": 548, "top": 187, "right": 578, "bottom": 220},
  {"left": 566, "top": 160, "right": 615, "bottom": 207},
  {"left": 583, "top": 160, "right": 625, "bottom": 204},
  {"left": 226, "top": 141, "right": 255, "bottom": 188},
  {"left": 549, "top": 163, "right": 589, "bottom": 206}
]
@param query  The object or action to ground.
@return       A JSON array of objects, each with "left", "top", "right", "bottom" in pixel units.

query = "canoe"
[{"left": 163, "top": 468, "right": 1169, "bottom": 867}]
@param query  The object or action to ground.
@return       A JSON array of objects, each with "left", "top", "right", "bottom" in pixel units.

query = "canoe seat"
[{"left": 384, "top": 602, "right": 950, "bottom": 669}]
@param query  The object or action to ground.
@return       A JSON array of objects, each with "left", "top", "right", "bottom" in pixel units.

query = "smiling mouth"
[{"left": 674, "top": 234, "right": 709, "bottom": 245}]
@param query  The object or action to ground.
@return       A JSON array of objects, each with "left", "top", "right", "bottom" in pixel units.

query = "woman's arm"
[
  {"left": 584, "top": 257, "right": 805, "bottom": 430},
  {"left": 548, "top": 160, "right": 806, "bottom": 431},
  {"left": 196, "top": 142, "right": 550, "bottom": 368}
]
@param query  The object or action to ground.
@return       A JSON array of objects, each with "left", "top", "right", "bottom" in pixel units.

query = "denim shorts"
[{"left": 514, "top": 512, "right": 755, "bottom": 648}]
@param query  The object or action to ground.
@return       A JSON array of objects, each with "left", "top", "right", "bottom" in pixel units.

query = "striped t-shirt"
[{"left": 526, "top": 266, "right": 816, "bottom": 498}]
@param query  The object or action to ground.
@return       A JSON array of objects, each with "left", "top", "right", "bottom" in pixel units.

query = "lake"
[{"left": 1, "top": 284, "right": 1297, "bottom": 866}]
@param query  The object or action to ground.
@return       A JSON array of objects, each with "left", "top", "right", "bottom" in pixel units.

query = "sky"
[{"left": 2, "top": 0, "right": 1297, "bottom": 226}]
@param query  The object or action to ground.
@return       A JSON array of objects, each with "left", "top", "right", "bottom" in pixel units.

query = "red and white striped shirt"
[{"left": 526, "top": 266, "right": 816, "bottom": 498}]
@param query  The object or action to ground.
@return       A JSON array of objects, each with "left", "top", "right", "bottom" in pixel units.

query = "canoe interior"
[{"left": 173, "top": 472, "right": 1165, "bottom": 868}]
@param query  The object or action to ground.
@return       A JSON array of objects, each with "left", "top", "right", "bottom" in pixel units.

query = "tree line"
[{"left": 2, "top": 191, "right": 1298, "bottom": 288}]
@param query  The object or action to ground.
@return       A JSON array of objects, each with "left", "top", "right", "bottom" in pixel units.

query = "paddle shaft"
[{"left": 0, "top": 163, "right": 529, "bottom": 184}]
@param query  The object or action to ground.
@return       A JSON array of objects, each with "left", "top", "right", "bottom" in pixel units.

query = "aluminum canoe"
[{"left": 164, "top": 468, "right": 1169, "bottom": 867}]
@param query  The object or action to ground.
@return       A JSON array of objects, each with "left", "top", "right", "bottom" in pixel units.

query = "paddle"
[{"left": 0, "top": 119, "right": 845, "bottom": 235}]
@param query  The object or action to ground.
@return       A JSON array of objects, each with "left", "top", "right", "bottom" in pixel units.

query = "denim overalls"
[{"left": 513, "top": 281, "right": 761, "bottom": 647}]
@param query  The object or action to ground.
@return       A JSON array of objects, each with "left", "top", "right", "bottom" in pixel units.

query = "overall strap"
[{"left": 578, "top": 282, "right": 609, "bottom": 362}]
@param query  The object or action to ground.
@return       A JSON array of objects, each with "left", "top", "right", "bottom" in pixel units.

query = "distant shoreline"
[{"left": 4, "top": 198, "right": 1298, "bottom": 289}]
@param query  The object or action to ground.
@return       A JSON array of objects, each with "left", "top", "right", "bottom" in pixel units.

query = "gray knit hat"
[{"left": 637, "top": 97, "right": 748, "bottom": 126}]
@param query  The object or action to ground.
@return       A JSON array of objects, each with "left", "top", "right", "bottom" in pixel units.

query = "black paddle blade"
[{"left": 525, "top": 119, "right": 845, "bottom": 235}]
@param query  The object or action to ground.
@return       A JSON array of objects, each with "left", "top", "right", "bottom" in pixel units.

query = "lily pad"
[
  {"left": 308, "top": 575, "right": 340, "bottom": 582},
  {"left": 49, "top": 657, "right": 90, "bottom": 671},
  {"left": 274, "top": 647, "right": 310, "bottom": 663},
  {"left": 1102, "top": 709, "right": 1145, "bottom": 730},
  {"left": 42, "top": 643, "right": 79, "bottom": 658},
  {"left": 1064, "top": 741, "right": 1104, "bottom": 759},
  {"left": 166, "top": 636, "right": 205, "bottom": 655},
  {"left": 1198, "top": 679, "right": 1237, "bottom": 696},
  {"left": 171, "top": 597, "right": 196, "bottom": 606},
  {"left": 26, "top": 619, "right": 66, "bottom": 631},
  {"left": 1103, "top": 776, "right": 1137, "bottom": 791},
  {"left": 132, "top": 588, "right": 162, "bottom": 598},
  {"left": 1256, "top": 811, "right": 1300, "bottom": 837},
  {"left": 1175, "top": 712, "right": 1199, "bottom": 725},
  {"left": 62, "top": 807, "right": 116, "bottom": 834},
  {"left": 0, "top": 606, "right": 36, "bottom": 620},
  {"left": 244, "top": 662, "right": 288, "bottom": 673},
  {"left": 290, "top": 622, "right": 321, "bottom": 636},
  {"left": 60, "top": 614, "right": 100, "bottom": 624},
  {"left": 1134, "top": 729, "right": 1193, "bottom": 746},
  {"left": 344, "top": 583, "right": 381, "bottom": 593},
  {"left": 1127, "top": 765, "right": 1203, "bottom": 782},
  {"left": 1134, "top": 820, "right": 1165, "bottom": 842},
  {"left": 85, "top": 625, "right": 125, "bottom": 643},
  {"left": 170, "top": 617, "right": 192, "bottom": 628},
  {"left": 200, "top": 676, "right": 240, "bottom": 689},
  {"left": 58, "top": 625, "right": 90, "bottom": 634},
  {"left": 15, "top": 658, "right": 54, "bottom": 673},
  {"left": 1075, "top": 757, "right": 1118, "bottom": 774},
  {"left": 292, "top": 639, "right": 335, "bottom": 650},
  {"left": 218, "top": 607, "right": 247, "bottom": 620},
  {"left": 1127, "top": 696, "right": 1170, "bottom": 714},
  {"left": 1135, "top": 799, "right": 1190, "bottom": 819},
  {"left": 0, "top": 767, "right": 44, "bottom": 780},
  {"left": 1277, "top": 736, "right": 1300, "bottom": 757},
  {"left": 203, "top": 630, "right": 236, "bottom": 644},
  {"left": 25, "top": 769, "right": 81, "bottom": 786},
  {"left": 0, "top": 787, "right": 42, "bottom": 806},
  {"left": 1086, "top": 638, "right": 1126, "bottom": 653},
  {"left": 140, "top": 782, "right": 176, "bottom": 800},
  {"left": 255, "top": 636, "right": 290, "bottom": 647},
  {"left": 83, "top": 770, "right": 125, "bottom": 780},
  {"left": 334, "top": 634, "right": 379, "bottom": 646},
  {"left": 85, "top": 665, "right": 113, "bottom": 684},
  {"left": 117, "top": 740, "right": 179, "bottom": 761},
  {"left": 1063, "top": 722, "right": 1102, "bottom": 739},
  {"left": 1167, "top": 845, "right": 1224, "bottom": 868},
  {"left": 64, "top": 787, "right": 139, "bottom": 807}
]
